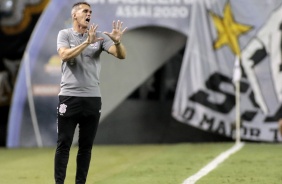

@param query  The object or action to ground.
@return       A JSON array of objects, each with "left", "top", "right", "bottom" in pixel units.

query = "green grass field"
[{"left": 0, "top": 143, "right": 281, "bottom": 184}]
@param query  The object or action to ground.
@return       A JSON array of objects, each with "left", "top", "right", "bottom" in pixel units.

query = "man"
[{"left": 55, "top": 2, "right": 127, "bottom": 184}]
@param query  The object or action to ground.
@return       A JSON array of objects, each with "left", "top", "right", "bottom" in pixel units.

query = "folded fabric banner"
[{"left": 173, "top": 0, "right": 282, "bottom": 142}]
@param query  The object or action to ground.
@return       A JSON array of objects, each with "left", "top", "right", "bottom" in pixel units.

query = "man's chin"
[{"left": 81, "top": 24, "right": 88, "bottom": 29}]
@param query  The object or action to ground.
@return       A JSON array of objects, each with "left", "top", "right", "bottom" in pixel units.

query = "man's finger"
[
  {"left": 116, "top": 20, "right": 121, "bottom": 30},
  {"left": 93, "top": 24, "right": 98, "bottom": 31},
  {"left": 122, "top": 27, "right": 127, "bottom": 33}
]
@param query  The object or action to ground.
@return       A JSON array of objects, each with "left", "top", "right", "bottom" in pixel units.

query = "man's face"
[{"left": 73, "top": 4, "right": 92, "bottom": 28}]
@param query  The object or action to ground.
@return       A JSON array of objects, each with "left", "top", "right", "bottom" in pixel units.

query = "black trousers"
[{"left": 54, "top": 96, "right": 101, "bottom": 184}]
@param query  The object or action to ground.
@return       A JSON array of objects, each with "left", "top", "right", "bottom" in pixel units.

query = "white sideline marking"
[{"left": 182, "top": 142, "right": 245, "bottom": 184}]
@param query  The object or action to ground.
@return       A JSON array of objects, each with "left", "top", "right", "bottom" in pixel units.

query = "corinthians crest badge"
[{"left": 59, "top": 103, "right": 67, "bottom": 115}]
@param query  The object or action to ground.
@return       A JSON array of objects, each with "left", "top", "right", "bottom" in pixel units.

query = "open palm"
[{"left": 104, "top": 20, "right": 127, "bottom": 43}]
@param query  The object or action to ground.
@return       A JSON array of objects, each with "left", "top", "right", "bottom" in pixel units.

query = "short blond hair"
[{"left": 71, "top": 2, "right": 91, "bottom": 17}]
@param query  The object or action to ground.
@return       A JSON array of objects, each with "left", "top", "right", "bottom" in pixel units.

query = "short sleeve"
[
  {"left": 97, "top": 32, "right": 114, "bottom": 52},
  {"left": 57, "top": 29, "right": 70, "bottom": 51}
]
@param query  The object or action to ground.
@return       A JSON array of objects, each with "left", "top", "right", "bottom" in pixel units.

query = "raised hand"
[
  {"left": 104, "top": 20, "right": 127, "bottom": 44},
  {"left": 87, "top": 24, "right": 103, "bottom": 44}
]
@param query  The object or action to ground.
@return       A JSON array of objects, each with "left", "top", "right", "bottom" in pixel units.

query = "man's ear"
[{"left": 72, "top": 13, "right": 76, "bottom": 20}]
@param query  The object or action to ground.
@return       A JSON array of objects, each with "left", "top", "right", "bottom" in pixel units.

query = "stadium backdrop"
[{"left": 7, "top": 0, "right": 282, "bottom": 147}]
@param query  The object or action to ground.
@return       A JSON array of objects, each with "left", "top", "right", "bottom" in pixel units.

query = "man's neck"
[{"left": 73, "top": 24, "right": 88, "bottom": 34}]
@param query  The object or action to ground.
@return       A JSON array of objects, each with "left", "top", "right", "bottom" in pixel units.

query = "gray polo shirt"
[{"left": 57, "top": 28, "right": 114, "bottom": 97}]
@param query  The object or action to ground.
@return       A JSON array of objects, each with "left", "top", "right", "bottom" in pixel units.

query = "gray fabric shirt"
[{"left": 57, "top": 28, "right": 114, "bottom": 97}]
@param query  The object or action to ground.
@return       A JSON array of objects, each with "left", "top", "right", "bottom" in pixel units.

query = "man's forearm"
[
  {"left": 115, "top": 43, "right": 126, "bottom": 59},
  {"left": 59, "top": 41, "right": 90, "bottom": 62}
]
